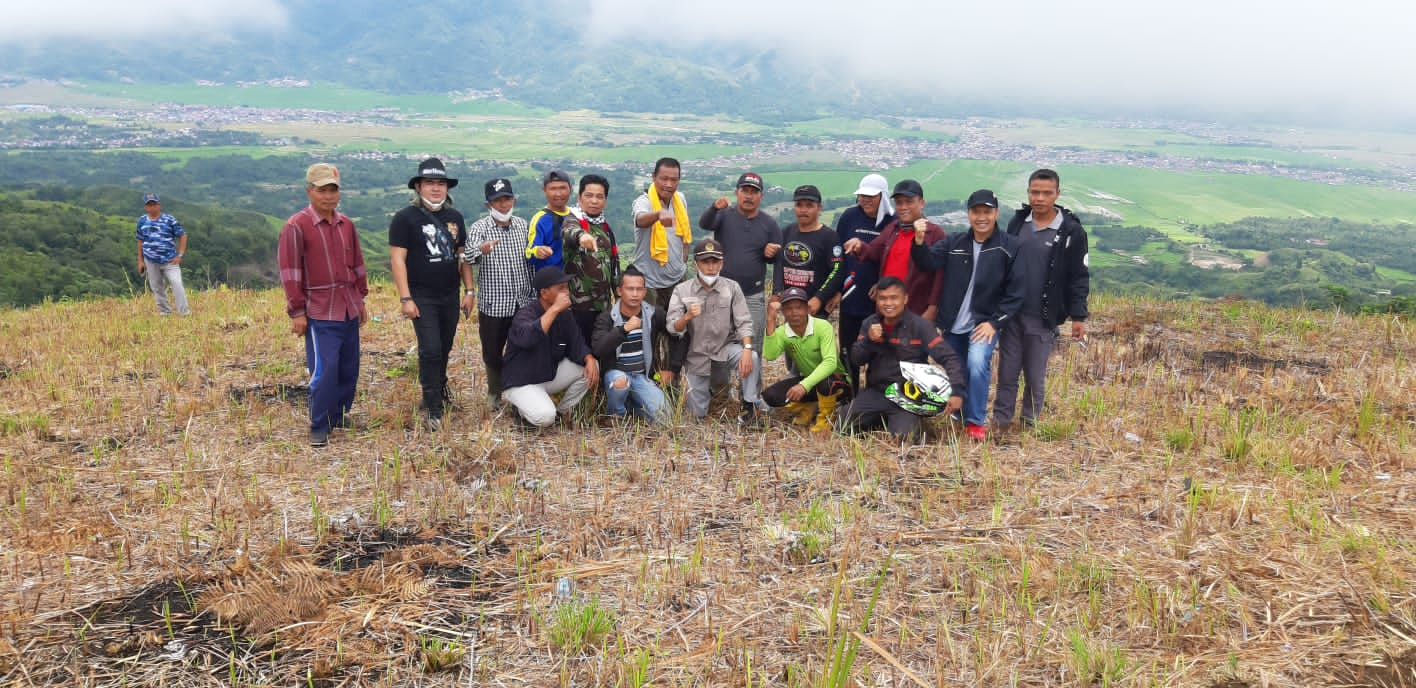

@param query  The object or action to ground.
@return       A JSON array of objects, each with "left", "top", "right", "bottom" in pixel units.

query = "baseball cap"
[
  {"left": 142, "top": 192, "right": 160, "bottom": 204},
  {"left": 736, "top": 172, "right": 763, "bottom": 191},
  {"left": 778, "top": 287, "right": 810, "bottom": 304},
  {"left": 792, "top": 185, "right": 822, "bottom": 203},
  {"left": 966, "top": 189, "right": 999, "bottom": 209},
  {"left": 542, "top": 169, "right": 572, "bottom": 187},
  {"left": 531, "top": 266, "right": 574, "bottom": 290},
  {"left": 891, "top": 179, "right": 924, "bottom": 199},
  {"left": 693, "top": 238, "right": 725, "bottom": 261},
  {"left": 485, "top": 178, "right": 514, "bottom": 202},
  {"left": 853, "top": 173, "right": 888, "bottom": 197},
  {"left": 306, "top": 163, "right": 341, "bottom": 188}
]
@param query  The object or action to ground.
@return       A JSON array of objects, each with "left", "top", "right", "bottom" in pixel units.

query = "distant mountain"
[{"left": 0, "top": 0, "right": 860, "bottom": 122}]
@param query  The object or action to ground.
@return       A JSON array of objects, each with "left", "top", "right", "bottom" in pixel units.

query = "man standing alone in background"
[{"left": 136, "top": 192, "right": 190, "bottom": 316}]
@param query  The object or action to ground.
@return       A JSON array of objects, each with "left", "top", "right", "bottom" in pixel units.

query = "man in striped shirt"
[
  {"left": 591, "top": 266, "right": 669, "bottom": 424},
  {"left": 278, "top": 163, "right": 369, "bottom": 448}
]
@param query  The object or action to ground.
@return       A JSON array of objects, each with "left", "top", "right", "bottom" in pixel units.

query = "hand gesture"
[
  {"left": 552, "top": 289, "right": 572, "bottom": 313},
  {"left": 479, "top": 238, "right": 500, "bottom": 254},
  {"left": 766, "top": 299, "right": 781, "bottom": 319},
  {"left": 807, "top": 297, "right": 822, "bottom": 315},
  {"left": 533, "top": 245, "right": 553, "bottom": 260},
  {"left": 687, "top": 302, "right": 703, "bottom": 320},
  {"left": 868, "top": 322, "right": 884, "bottom": 343},
  {"left": 579, "top": 233, "right": 598, "bottom": 251},
  {"left": 713, "top": 197, "right": 729, "bottom": 210},
  {"left": 623, "top": 314, "right": 642, "bottom": 332},
  {"left": 843, "top": 238, "right": 864, "bottom": 256},
  {"left": 764, "top": 242, "right": 782, "bottom": 259},
  {"left": 913, "top": 218, "right": 929, "bottom": 243},
  {"left": 658, "top": 209, "right": 674, "bottom": 225}
]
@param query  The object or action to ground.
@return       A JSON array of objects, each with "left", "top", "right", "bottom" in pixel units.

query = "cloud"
[
  {"left": 0, "top": 1, "right": 288, "bottom": 42},
  {"left": 585, "top": 0, "right": 1415, "bottom": 126}
]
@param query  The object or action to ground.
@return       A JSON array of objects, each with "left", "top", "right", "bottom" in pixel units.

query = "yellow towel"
[{"left": 646, "top": 188, "right": 691, "bottom": 265}]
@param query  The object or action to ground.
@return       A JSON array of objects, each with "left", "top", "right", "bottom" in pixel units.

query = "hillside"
[{"left": 0, "top": 289, "right": 1411, "bottom": 686}]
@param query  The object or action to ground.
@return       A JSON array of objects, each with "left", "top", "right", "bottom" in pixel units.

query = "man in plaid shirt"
[{"left": 464, "top": 177, "right": 535, "bottom": 406}]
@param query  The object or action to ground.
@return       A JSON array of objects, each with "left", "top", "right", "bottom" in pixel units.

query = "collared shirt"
[
  {"left": 278, "top": 205, "right": 367, "bottom": 321},
  {"left": 136, "top": 213, "right": 185, "bottom": 263},
  {"left": 1018, "top": 211, "right": 1064, "bottom": 320},
  {"left": 465, "top": 214, "right": 535, "bottom": 318},
  {"left": 666, "top": 277, "right": 752, "bottom": 376},
  {"left": 763, "top": 315, "right": 843, "bottom": 391},
  {"left": 631, "top": 192, "right": 689, "bottom": 289}
]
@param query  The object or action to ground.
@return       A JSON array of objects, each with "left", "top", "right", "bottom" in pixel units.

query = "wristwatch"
[
  {"left": 743, "top": 343, "right": 753, "bottom": 350},
  {"left": 464, "top": 290, "right": 475, "bottom": 296}
]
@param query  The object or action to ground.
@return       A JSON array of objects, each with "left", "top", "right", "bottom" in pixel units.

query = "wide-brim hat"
[{"left": 408, "top": 157, "right": 458, "bottom": 189}]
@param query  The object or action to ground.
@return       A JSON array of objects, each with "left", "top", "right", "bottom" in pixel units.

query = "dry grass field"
[{"left": 0, "top": 287, "right": 1412, "bottom": 687}]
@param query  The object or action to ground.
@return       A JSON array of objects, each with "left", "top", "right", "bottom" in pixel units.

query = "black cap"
[
  {"left": 736, "top": 172, "right": 763, "bottom": 191},
  {"left": 777, "top": 287, "right": 810, "bottom": 304},
  {"left": 891, "top": 179, "right": 924, "bottom": 199},
  {"left": 966, "top": 189, "right": 999, "bottom": 209},
  {"left": 542, "top": 169, "right": 572, "bottom": 187},
  {"left": 532, "top": 266, "right": 573, "bottom": 290},
  {"left": 693, "top": 238, "right": 725, "bottom": 261},
  {"left": 408, "top": 157, "right": 458, "bottom": 189},
  {"left": 792, "top": 185, "right": 822, "bottom": 203},
  {"left": 485, "top": 178, "right": 514, "bottom": 202}
]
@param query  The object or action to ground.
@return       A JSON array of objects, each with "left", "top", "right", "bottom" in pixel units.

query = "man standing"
[
  {"left": 278, "top": 163, "right": 369, "bottom": 447},
  {"left": 994, "top": 169, "right": 1090, "bottom": 429},
  {"left": 835, "top": 173, "right": 895, "bottom": 391},
  {"left": 631, "top": 157, "right": 692, "bottom": 385},
  {"left": 843, "top": 179, "right": 943, "bottom": 322},
  {"left": 464, "top": 178, "right": 535, "bottom": 407},
  {"left": 774, "top": 185, "right": 844, "bottom": 315},
  {"left": 698, "top": 171, "right": 782, "bottom": 352},
  {"left": 841, "top": 277, "right": 965, "bottom": 442},
  {"left": 912, "top": 189, "right": 1024, "bottom": 441},
  {"left": 591, "top": 266, "right": 669, "bottom": 424},
  {"left": 525, "top": 169, "right": 574, "bottom": 271},
  {"left": 501, "top": 266, "right": 599, "bottom": 428},
  {"left": 135, "top": 192, "right": 190, "bottom": 316},
  {"left": 389, "top": 158, "right": 471, "bottom": 429},
  {"left": 761, "top": 287, "right": 850, "bottom": 432},
  {"left": 667, "top": 239, "right": 761, "bottom": 422}
]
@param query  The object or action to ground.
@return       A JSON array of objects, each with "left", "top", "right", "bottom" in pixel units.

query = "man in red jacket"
[{"left": 843, "top": 179, "right": 944, "bottom": 322}]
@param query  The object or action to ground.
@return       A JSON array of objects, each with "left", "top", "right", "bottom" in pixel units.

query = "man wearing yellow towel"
[{"left": 632, "top": 157, "right": 692, "bottom": 385}]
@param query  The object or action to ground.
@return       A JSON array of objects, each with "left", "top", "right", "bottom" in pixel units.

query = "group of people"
[{"left": 270, "top": 157, "right": 1089, "bottom": 448}]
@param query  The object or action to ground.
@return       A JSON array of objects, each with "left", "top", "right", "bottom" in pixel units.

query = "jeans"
[
  {"left": 944, "top": 330, "right": 997, "bottom": 426},
  {"left": 411, "top": 293, "right": 460, "bottom": 417},
  {"left": 306, "top": 317, "right": 361, "bottom": 433},
  {"left": 145, "top": 260, "right": 189, "bottom": 315},
  {"left": 603, "top": 369, "right": 668, "bottom": 423}
]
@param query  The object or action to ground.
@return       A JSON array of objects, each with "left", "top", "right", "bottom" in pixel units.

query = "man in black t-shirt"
[
  {"left": 389, "top": 157, "right": 473, "bottom": 428},
  {"left": 774, "top": 184, "right": 844, "bottom": 315}
]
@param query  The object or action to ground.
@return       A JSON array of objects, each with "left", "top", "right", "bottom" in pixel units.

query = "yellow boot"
[
  {"left": 785, "top": 400, "right": 817, "bottom": 426},
  {"left": 811, "top": 393, "right": 839, "bottom": 433}
]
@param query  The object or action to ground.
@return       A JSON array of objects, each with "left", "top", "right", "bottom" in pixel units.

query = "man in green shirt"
[{"left": 762, "top": 287, "right": 851, "bottom": 432}]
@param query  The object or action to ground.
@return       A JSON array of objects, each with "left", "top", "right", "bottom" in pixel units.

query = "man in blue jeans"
[
  {"left": 911, "top": 189, "right": 1023, "bottom": 441},
  {"left": 591, "top": 266, "right": 669, "bottom": 424}
]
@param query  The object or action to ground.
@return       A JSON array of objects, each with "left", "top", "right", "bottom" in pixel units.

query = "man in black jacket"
[
  {"left": 993, "top": 169, "right": 1090, "bottom": 429},
  {"left": 501, "top": 267, "right": 600, "bottom": 427},
  {"left": 840, "top": 277, "right": 965, "bottom": 442},
  {"left": 911, "top": 189, "right": 1023, "bottom": 441},
  {"left": 591, "top": 266, "right": 669, "bottom": 424}
]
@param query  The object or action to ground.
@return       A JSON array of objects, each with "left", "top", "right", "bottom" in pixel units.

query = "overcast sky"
[{"left": 1, "top": 0, "right": 1406, "bottom": 126}]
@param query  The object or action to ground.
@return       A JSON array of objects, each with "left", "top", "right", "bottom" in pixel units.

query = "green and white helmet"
[{"left": 884, "top": 361, "right": 953, "bottom": 416}]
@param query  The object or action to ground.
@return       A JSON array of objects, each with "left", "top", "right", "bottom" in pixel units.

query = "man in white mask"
[
  {"left": 463, "top": 177, "right": 535, "bottom": 407},
  {"left": 666, "top": 238, "right": 761, "bottom": 423}
]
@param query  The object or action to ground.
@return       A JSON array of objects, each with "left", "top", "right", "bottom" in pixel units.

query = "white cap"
[{"left": 853, "top": 173, "right": 889, "bottom": 197}]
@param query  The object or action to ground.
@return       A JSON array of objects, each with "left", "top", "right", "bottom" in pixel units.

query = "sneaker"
[
  {"left": 738, "top": 402, "right": 761, "bottom": 426},
  {"left": 966, "top": 423, "right": 987, "bottom": 442},
  {"left": 309, "top": 429, "right": 329, "bottom": 447}
]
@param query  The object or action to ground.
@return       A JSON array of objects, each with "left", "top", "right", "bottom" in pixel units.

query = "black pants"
[
  {"left": 411, "top": 292, "right": 460, "bottom": 417},
  {"left": 762, "top": 373, "right": 852, "bottom": 407},
  {"left": 838, "top": 312, "right": 868, "bottom": 393},
  {"left": 478, "top": 312, "right": 514, "bottom": 396},
  {"left": 841, "top": 387, "right": 921, "bottom": 440}
]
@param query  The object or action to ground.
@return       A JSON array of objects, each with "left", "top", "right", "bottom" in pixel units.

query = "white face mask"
[
  {"left": 421, "top": 196, "right": 444, "bottom": 211},
  {"left": 698, "top": 274, "right": 719, "bottom": 287},
  {"left": 488, "top": 207, "right": 514, "bottom": 223}
]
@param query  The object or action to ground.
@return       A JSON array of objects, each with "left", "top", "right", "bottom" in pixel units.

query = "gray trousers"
[
  {"left": 501, "top": 359, "right": 589, "bottom": 427},
  {"left": 145, "top": 261, "right": 190, "bottom": 315},
  {"left": 992, "top": 316, "right": 1055, "bottom": 426},
  {"left": 683, "top": 343, "right": 760, "bottom": 418}
]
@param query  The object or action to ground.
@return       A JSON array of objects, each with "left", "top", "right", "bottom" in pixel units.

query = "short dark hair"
[
  {"left": 652, "top": 158, "right": 681, "bottom": 177},
  {"left": 1028, "top": 169, "right": 1060, "bottom": 187},
  {"left": 580, "top": 174, "right": 609, "bottom": 196},
  {"left": 620, "top": 265, "right": 645, "bottom": 284},
  {"left": 875, "top": 276, "right": 907, "bottom": 294}
]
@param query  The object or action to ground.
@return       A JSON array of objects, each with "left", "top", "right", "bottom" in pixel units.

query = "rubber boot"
[
  {"left": 785, "top": 400, "right": 817, "bottom": 426},
  {"left": 811, "top": 393, "right": 839, "bottom": 433}
]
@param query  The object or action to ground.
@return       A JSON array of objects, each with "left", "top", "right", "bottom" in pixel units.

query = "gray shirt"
[
  {"left": 698, "top": 204, "right": 781, "bottom": 296},
  {"left": 666, "top": 276, "right": 753, "bottom": 376},
  {"left": 950, "top": 240, "right": 983, "bottom": 335},
  {"left": 1017, "top": 211, "right": 1063, "bottom": 321},
  {"left": 631, "top": 192, "right": 689, "bottom": 289}
]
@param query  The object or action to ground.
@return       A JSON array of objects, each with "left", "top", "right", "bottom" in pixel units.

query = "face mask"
[
  {"left": 421, "top": 196, "right": 444, "bottom": 211},
  {"left": 488, "top": 207, "right": 514, "bottom": 223},
  {"left": 698, "top": 274, "right": 719, "bottom": 287}
]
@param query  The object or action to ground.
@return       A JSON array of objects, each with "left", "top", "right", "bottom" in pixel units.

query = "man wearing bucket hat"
[
  {"left": 278, "top": 163, "right": 369, "bottom": 447},
  {"left": 135, "top": 192, "right": 190, "bottom": 316},
  {"left": 389, "top": 157, "right": 472, "bottom": 429}
]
